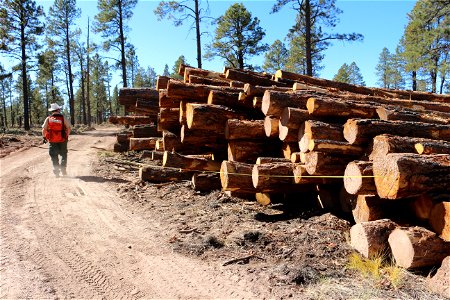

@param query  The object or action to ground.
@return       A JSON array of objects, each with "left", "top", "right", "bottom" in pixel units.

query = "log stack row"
[{"left": 112, "top": 65, "right": 450, "bottom": 273}]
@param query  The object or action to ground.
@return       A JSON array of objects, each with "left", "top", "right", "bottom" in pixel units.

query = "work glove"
[{"left": 43, "top": 137, "right": 48, "bottom": 144}]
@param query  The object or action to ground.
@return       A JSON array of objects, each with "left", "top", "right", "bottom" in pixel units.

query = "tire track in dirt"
[{"left": 1, "top": 128, "right": 263, "bottom": 299}]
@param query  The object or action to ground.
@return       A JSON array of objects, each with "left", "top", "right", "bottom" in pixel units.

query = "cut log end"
[
  {"left": 306, "top": 97, "right": 316, "bottom": 114},
  {"left": 415, "top": 143, "right": 425, "bottom": 155}
]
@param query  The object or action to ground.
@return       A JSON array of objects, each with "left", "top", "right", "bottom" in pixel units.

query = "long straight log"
[
  {"left": 262, "top": 90, "right": 318, "bottom": 117},
  {"left": 188, "top": 75, "right": 230, "bottom": 87},
  {"left": 275, "top": 70, "right": 450, "bottom": 103},
  {"left": 308, "top": 139, "right": 366, "bottom": 156},
  {"left": 344, "top": 119, "right": 450, "bottom": 145},
  {"left": 119, "top": 88, "right": 159, "bottom": 106},
  {"left": 306, "top": 97, "right": 378, "bottom": 119},
  {"left": 208, "top": 90, "right": 253, "bottom": 110},
  {"left": 304, "top": 151, "right": 352, "bottom": 176},
  {"left": 167, "top": 80, "right": 241, "bottom": 103},
  {"left": 229, "top": 81, "right": 245, "bottom": 88},
  {"left": 373, "top": 153, "right": 450, "bottom": 199},
  {"left": 243, "top": 84, "right": 291, "bottom": 97},
  {"left": 252, "top": 162, "right": 314, "bottom": 192},
  {"left": 162, "top": 130, "right": 181, "bottom": 152},
  {"left": 256, "top": 157, "right": 290, "bottom": 164},
  {"left": 344, "top": 161, "right": 376, "bottom": 195},
  {"left": 109, "top": 116, "right": 153, "bottom": 126},
  {"left": 430, "top": 202, "right": 450, "bottom": 242},
  {"left": 370, "top": 134, "right": 428, "bottom": 160},
  {"left": 163, "top": 151, "right": 221, "bottom": 172},
  {"left": 183, "top": 66, "right": 226, "bottom": 82},
  {"left": 225, "top": 119, "right": 266, "bottom": 140},
  {"left": 133, "top": 124, "right": 160, "bottom": 138},
  {"left": 388, "top": 227, "right": 450, "bottom": 269},
  {"left": 226, "top": 68, "right": 286, "bottom": 87},
  {"left": 180, "top": 125, "right": 224, "bottom": 147},
  {"left": 140, "top": 165, "right": 194, "bottom": 183},
  {"left": 350, "top": 219, "right": 398, "bottom": 258},
  {"left": 377, "top": 106, "right": 450, "bottom": 125},
  {"left": 228, "top": 140, "right": 281, "bottom": 163},
  {"left": 186, "top": 103, "right": 253, "bottom": 133},
  {"left": 292, "top": 164, "right": 337, "bottom": 185},
  {"left": 292, "top": 82, "right": 330, "bottom": 93},
  {"left": 280, "top": 107, "right": 311, "bottom": 129},
  {"left": 191, "top": 172, "right": 222, "bottom": 192},
  {"left": 278, "top": 120, "right": 299, "bottom": 142},
  {"left": 415, "top": 140, "right": 450, "bottom": 155},
  {"left": 129, "top": 137, "right": 160, "bottom": 151},
  {"left": 220, "top": 161, "right": 255, "bottom": 193},
  {"left": 299, "top": 120, "right": 345, "bottom": 152}
]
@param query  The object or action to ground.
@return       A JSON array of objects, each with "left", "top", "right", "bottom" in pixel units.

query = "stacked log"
[{"left": 109, "top": 68, "right": 450, "bottom": 270}]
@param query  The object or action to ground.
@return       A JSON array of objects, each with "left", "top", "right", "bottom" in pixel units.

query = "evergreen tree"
[
  {"left": 47, "top": 0, "right": 81, "bottom": 125},
  {"left": 0, "top": 0, "right": 44, "bottom": 130},
  {"left": 171, "top": 55, "right": 187, "bottom": 80},
  {"left": 271, "top": 0, "right": 363, "bottom": 76},
  {"left": 334, "top": 62, "right": 365, "bottom": 85},
  {"left": 163, "top": 64, "right": 170, "bottom": 76},
  {"left": 126, "top": 45, "right": 139, "bottom": 87},
  {"left": 263, "top": 40, "right": 289, "bottom": 74},
  {"left": 333, "top": 63, "right": 351, "bottom": 83},
  {"left": 205, "top": 3, "right": 268, "bottom": 69},
  {"left": 154, "top": 0, "right": 210, "bottom": 68},
  {"left": 376, "top": 47, "right": 393, "bottom": 88},
  {"left": 94, "top": 0, "right": 138, "bottom": 88},
  {"left": 402, "top": 0, "right": 449, "bottom": 93},
  {"left": 90, "top": 53, "right": 108, "bottom": 124}
]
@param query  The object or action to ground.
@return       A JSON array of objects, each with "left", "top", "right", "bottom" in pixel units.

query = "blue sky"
[{"left": 2, "top": 0, "right": 416, "bottom": 90}]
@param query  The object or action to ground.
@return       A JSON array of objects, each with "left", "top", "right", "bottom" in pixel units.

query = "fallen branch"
[{"left": 222, "top": 254, "right": 263, "bottom": 266}]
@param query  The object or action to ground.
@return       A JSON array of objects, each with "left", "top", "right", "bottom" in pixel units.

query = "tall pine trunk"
[
  {"left": 20, "top": 9, "right": 30, "bottom": 131},
  {"left": 66, "top": 21, "right": 75, "bottom": 125},
  {"left": 412, "top": 70, "right": 417, "bottom": 91},
  {"left": 305, "top": 0, "right": 313, "bottom": 77},
  {"left": 118, "top": 0, "right": 127, "bottom": 88},
  {"left": 87, "top": 19, "right": 91, "bottom": 126},
  {"left": 195, "top": 0, "right": 202, "bottom": 68}
]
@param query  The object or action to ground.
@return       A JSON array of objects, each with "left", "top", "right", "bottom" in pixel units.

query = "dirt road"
[{"left": 0, "top": 128, "right": 259, "bottom": 299}]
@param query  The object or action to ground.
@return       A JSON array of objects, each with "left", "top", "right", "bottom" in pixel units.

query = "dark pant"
[{"left": 49, "top": 141, "right": 68, "bottom": 172}]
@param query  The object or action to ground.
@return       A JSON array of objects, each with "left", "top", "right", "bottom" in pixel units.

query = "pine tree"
[
  {"left": 0, "top": 0, "right": 44, "bottom": 130},
  {"left": 163, "top": 64, "right": 170, "bottom": 76},
  {"left": 171, "top": 56, "right": 187, "bottom": 80},
  {"left": 46, "top": 0, "right": 81, "bottom": 125},
  {"left": 154, "top": 0, "right": 209, "bottom": 68},
  {"left": 272, "top": 0, "right": 363, "bottom": 76},
  {"left": 94, "top": 0, "right": 138, "bottom": 88},
  {"left": 205, "top": 3, "right": 268, "bottom": 69},
  {"left": 263, "top": 40, "right": 289, "bottom": 74}
]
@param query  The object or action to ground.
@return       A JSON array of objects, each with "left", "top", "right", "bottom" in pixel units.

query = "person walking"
[{"left": 42, "top": 103, "right": 71, "bottom": 177}]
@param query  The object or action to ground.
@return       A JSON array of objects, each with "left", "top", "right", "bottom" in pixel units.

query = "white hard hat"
[{"left": 49, "top": 103, "right": 62, "bottom": 111}]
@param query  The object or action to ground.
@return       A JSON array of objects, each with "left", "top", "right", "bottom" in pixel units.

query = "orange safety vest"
[{"left": 46, "top": 114, "right": 66, "bottom": 143}]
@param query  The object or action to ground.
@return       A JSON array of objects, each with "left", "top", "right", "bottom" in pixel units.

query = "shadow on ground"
[{"left": 76, "top": 175, "right": 129, "bottom": 184}]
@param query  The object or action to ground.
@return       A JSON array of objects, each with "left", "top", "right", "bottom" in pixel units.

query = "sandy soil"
[{"left": 0, "top": 126, "right": 446, "bottom": 299}]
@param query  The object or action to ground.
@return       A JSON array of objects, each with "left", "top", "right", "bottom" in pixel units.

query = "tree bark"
[
  {"left": 252, "top": 162, "right": 313, "bottom": 192},
  {"left": 343, "top": 119, "right": 450, "bottom": 145},
  {"left": 264, "top": 116, "right": 280, "bottom": 138},
  {"left": 304, "top": 151, "right": 352, "bottom": 176},
  {"left": 225, "top": 119, "right": 266, "bottom": 140},
  {"left": 159, "top": 89, "right": 181, "bottom": 109},
  {"left": 140, "top": 165, "right": 194, "bottom": 183},
  {"left": 186, "top": 103, "right": 252, "bottom": 133},
  {"left": 156, "top": 75, "right": 170, "bottom": 90},
  {"left": 350, "top": 219, "right": 398, "bottom": 258},
  {"left": 299, "top": 120, "right": 345, "bottom": 152},
  {"left": 376, "top": 106, "right": 450, "bottom": 125},
  {"left": 191, "top": 172, "right": 221, "bottom": 192},
  {"left": 427, "top": 256, "right": 450, "bottom": 298},
  {"left": 373, "top": 153, "right": 450, "bottom": 199},
  {"left": 190, "top": 75, "right": 229, "bottom": 87},
  {"left": 129, "top": 137, "right": 160, "bottom": 151},
  {"left": 261, "top": 90, "right": 316, "bottom": 117},
  {"left": 163, "top": 151, "right": 221, "bottom": 172},
  {"left": 158, "top": 108, "right": 180, "bottom": 132},
  {"left": 388, "top": 226, "right": 450, "bottom": 269},
  {"left": 306, "top": 97, "right": 378, "bottom": 119},
  {"left": 183, "top": 66, "right": 226, "bottom": 82},
  {"left": 132, "top": 124, "right": 160, "bottom": 138},
  {"left": 119, "top": 88, "right": 159, "bottom": 106},
  {"left": 308, "top": 139, "right": 366, "bottom": 156},
  {"left": 167, "top": 80, "right": 240, "bottom": 103},
  {"left": 109, "top": 116, "right": 153, "bottom": 126},
  {"left": 256, "top": 157, "right": 290, "bottom": 165},
  {"left": 225, "top": 68, "right": 286, "bottom": 87},
  {"left": 228, "top": 140, "right": 281, "bottom": 163},
  {"left": 292, "top": 164, "right": 337, "bottom": 185},
  {"left": 243, "top": 84, "right": 291, "bottom": 97},
  {"left": 415, "top": 140, "right": 450, "bottom": 155}
]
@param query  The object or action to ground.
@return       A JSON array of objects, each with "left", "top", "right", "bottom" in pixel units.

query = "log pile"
[{"left": 110, "top": 66, "right": 450, "bottom": 270}]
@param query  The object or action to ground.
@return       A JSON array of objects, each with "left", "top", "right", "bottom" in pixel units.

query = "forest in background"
[{"left": 0, "top": 0, "right": 448, "bottom": 130}]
